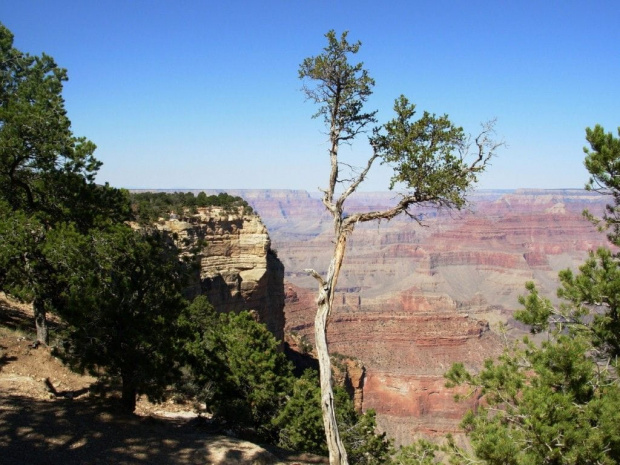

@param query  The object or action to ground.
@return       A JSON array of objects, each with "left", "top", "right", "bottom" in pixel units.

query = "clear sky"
[{"left": 2, "top": 1, "right": 618, "bottom": 192}]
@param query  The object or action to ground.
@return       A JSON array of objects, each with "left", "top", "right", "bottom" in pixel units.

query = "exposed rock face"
[
  {"left": 176, "top": 189, "right": 612, "bottom": 445},
  {"left": 332, "top": 357, "right": 365, "bottom": 413},
  {"left": 157, "top": 206, "right": 285, "bottom": 340},
  {"left": 284, "top": 282, "right": 498, "bottom": 442}
]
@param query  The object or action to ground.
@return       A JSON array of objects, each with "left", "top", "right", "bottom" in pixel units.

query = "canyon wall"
[
  {"left": 157, "top": 206, "right": 285, "bottom": 340},
  {"left": 174, "top": 189, "right": 611, "bottom": 445}
]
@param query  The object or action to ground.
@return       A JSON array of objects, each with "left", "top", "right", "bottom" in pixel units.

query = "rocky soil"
[{"left": 0, "top": 295, "right": 325, "bottom": 465}]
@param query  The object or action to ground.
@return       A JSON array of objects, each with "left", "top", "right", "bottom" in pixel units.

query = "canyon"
[
  {"left": 198, "top": 188, "right": 610, "bottom": 445},
  {"left": 153, "top": 189, "right": 611, "bottom": 445}
]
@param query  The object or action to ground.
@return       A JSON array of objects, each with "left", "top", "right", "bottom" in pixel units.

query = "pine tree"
[
  {"left": 0, "top": 23, "right": 129, "bottom": 343},
  {"left": 47, "top": 224, "right": 188, "bottom": 413},
  {"left": 445, "top": 125, "right": 620, "bottom": 464}
]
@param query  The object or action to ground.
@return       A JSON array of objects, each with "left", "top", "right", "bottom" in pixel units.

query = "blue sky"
[{"left": 2, "top": 1, "right": 619, "bottom": 191}]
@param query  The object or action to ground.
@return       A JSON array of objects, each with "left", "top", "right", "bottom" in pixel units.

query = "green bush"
[
  {"left": 275, "top": 369, "right": 393, "bottom": 462},
  {"left": 177, "top": 299, "right": 294, "bottom": 441}
]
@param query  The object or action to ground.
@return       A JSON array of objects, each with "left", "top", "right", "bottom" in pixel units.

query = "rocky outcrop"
[
  {"left": 332, "top": 357, "right": 365, "bottom": 413},
  {"left": 157, "top": 206, "right": 285, "bottom": 340}
]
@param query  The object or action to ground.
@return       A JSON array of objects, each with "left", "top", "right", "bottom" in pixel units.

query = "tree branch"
[
  {"left": 336, "top": 152, "right": 380, "bottom": 211},
  {"left": 305, "top": 268, "right": 326, "bottom": 288}
]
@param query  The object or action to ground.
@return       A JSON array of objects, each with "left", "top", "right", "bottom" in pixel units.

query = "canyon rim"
[{"left": 151, "top": 188, "right": 610, "bottom": 445}]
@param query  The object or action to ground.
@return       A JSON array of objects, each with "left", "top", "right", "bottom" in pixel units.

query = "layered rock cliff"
[
  {"left": 157, "top": 206, "right": 285, "bottom": 340},
  {"left": 234, "top": 189, "right": 610, "bottom": 445},
  {"left": 159, "top": 189, "right": 611, "bottom": 445}
]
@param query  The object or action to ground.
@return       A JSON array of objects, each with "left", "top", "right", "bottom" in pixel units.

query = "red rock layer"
[{"left": 195, "top": 189, "right": 611, "bottom": 445}]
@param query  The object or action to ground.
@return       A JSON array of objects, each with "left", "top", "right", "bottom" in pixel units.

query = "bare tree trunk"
[
  {"left": 315, "top": 290, "right": 348, "bottom": 465},
  {"left": 33, "top": 298, "right": 48, "bottom": 345},
  {"left": 310, "top": 232, "right": 349, "bottom": 465},
  {"left": 300, "top": 30, "right": 499, "bottom": 465}
]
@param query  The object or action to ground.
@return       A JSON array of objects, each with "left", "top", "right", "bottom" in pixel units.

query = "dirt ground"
[{"left": 0, "top": 295, "right": 326, "bottom": 465}]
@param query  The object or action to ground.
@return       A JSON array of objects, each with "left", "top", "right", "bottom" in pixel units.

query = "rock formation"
[
  {"left": 224, "top": 188, "right": 608, "bottom": 445},
  {"left": 157, "top": 206, "right": 285, "bottom": 340},
  {"left": 162, "top": 189, "right": 611, "bottom": 445}
]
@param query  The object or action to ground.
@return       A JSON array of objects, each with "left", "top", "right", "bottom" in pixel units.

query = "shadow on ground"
[
  {"left": 0, "top": 305, "right": 35, "bottom": 333},
  {"left": 0, "top": 394, "right": 282, "bottom": 464}
]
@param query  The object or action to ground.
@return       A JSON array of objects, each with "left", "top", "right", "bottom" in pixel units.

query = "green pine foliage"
[
  {"left": 391, "top": 439, "right": 439, "bottom": 465},
  {"left": 0, "top": 23, "right": 97, "bottom": 219},
  {"left": 445, "top": 321, "right": 620, "bottom": 464},
  {"left": 340, "top": 406, "right": 392, "bottom": 465},
  {"left": 129, "top": 191, "right": 252, "bottom": 224},
  {"left": 0, "top": 23, "right": 131, "bottom": 344},
  {"left": 375, "top": 95, "right": 471, "bottom": 207},
  {"left": 275, "top": 369, "right": 393, "bottom": 463},
  {"left": 177, "top": 300, "right": 294, "bottom": 441},
  {"left": 0, "top": 23, "right": 129, "bottom": 229},
  {"left": 274, "top": 370, "right": 326, "bottom": 454},
  {"left": 216, "top": 310, "right": 294, "bottom": 440},
  {"left": 46, "top": 224, "right": 189, "bottom": 413},
  {"left": 0, "top": 201, "right": 46, "bottom": 303},
  {"left": 175, "top": 296, "right": 228, "bottom": 409},
  {"left": 583, "top": 125, "right": 620, "bottom": 244},
  {"left": 444, "top": 125, "right": 620, "bottom": 465}
]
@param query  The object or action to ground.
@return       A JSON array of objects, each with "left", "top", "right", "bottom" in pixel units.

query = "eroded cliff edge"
[
  {"left": 148, "top": 189, "right": 612, "bottom": 446},
  {"left": 156, "top": 206, "right": 285, "bottom": 340},
  {"left": 215, "top": 188, "right": 611, "bottom": 445}
]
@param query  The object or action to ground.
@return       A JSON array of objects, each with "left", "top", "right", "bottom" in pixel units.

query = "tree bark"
[
  {"left": 315, "top": 291, "right": 348, "bottom": 465},
  {"left": 33, "top": 298, "right": 48, "bottom": 345},
  {"left": 311, "top": 232, "right": 350, "bottom": 465},
  {"left": 300, "top": 32, "right": 499, "bottom": 465},
  {"left": 121, "top": 371, "right": 137, "bottom": 414}
]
